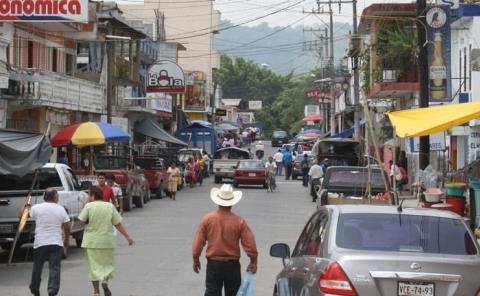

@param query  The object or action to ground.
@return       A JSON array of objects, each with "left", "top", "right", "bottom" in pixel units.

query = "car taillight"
[{"left": 318, "top": 262, "right": 357, "bottom": 296}]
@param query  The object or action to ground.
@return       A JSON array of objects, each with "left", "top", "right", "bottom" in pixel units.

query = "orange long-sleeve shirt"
[{"left": 192, "top": 208, "right": 258, "bottom": 264}]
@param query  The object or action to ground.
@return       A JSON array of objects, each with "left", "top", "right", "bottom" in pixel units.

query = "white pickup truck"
[
  {"left": 213, "top": 147, "right": 251, "bottom": 184},
  {"left": 0, "top": 163, "right": 88, "bottom": 250}
]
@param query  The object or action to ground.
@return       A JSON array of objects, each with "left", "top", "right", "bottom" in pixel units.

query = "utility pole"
[
  {"left": 328, "top": 1, "right": 335, "bottom": 135},
  {"left": 417, "top": 0, "right": 429, "bottom": 169},
  {"left": 106, "top": 25, "right": 114, "bottom": 124},
  {"left": 352, "top": 0, "right": 361, "bottom": 141}
]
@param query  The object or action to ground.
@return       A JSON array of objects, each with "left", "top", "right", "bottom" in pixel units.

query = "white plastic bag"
[{"left": 236, "top": 272, "right": 254, "bottom": 296}]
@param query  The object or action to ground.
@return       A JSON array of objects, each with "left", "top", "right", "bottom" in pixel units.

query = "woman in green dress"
[{"left": 79, "top": 186, "right": 134, "bottom": 296}]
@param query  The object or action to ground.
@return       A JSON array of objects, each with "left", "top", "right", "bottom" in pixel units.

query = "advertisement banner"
[
  {"left": 304, "top": 105, "right": 320, "bottom": 117},
  {"left": 426, "top": 5, "right": 452, "bottom": 102},
  {"left": 148, "top": 93, "right": 172, "bottom": 113},
  {"left": 248, "top": 100, "right": 262, "bottom": 110},
  {"left": 409, "top": 132, "right": 446, "bottom": 152},
  {"left": 0, "top": 0, "right": 88, "bottom": 22},
  {"left": 146, "top": 60, "right": 185, "bottom": 94}
]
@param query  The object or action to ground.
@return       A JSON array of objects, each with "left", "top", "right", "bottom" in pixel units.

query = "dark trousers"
[
  {"left": 310, "top": 178, "right": 321, "bottom": 201},
  {"left": 205, "top": 260, "right": 241, "bottom": 296},
  {"left": 302, "top": 169, "right": 309, "bottom": 187},
  {"left": 285, "top": 163, "right": 292, "bottom": 180},
  {"left": 30, "top": 245, "right": 63, "bottom": 296}
]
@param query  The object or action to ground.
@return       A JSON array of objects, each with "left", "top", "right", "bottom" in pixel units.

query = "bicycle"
[{"left": 266, "top": 171, "right": 276, "bottom": 192}]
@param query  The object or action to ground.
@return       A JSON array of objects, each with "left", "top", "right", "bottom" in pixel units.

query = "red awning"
[{"left": 302, "top": 114, "right": 322, "bottom": 122}]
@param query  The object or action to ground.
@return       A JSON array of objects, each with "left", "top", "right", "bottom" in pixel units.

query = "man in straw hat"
[{"left": 192, "top": 184, "right": 258, "bottom": 296}]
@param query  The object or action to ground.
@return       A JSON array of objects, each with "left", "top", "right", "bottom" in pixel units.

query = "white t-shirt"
[
  {"left": 308, "top": 164, "right": 324, "bottom": 179},
  {"left": 265, "top": 161, "right": 277, "bottom": 173},
  {"left": 112, "top": 183, "right": 123, "bottom": 200},
  {"left": 274, "top": 152, "right": 284, "bottom": 163},
  {"left": 30, "top": 202, "right": 70, "bottom": 249}
]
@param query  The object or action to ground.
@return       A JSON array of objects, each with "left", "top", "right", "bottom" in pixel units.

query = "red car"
[{"left": 233, "top": 160, "right": 267, "bottom": 188}]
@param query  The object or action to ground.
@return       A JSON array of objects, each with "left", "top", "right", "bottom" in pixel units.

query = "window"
[
  {"left": 52, "top": 48, "right": 58, "bottom": 72},
  {"left": 27, "top": 41, "right": 33, "bottom": 68},
  {"left": 0, "top": 168, "right": 62, "bottom": 191},
  {"left": 336, "top": 213, "right": 477, "bottom": 255},
  {"left": 238, "top": 161, "right": 264, "bottom": 169},
  {"left": 292, "top": 211, "right": 329, "bottom": 256}
]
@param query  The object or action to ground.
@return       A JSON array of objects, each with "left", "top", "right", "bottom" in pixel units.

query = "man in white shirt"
[
  {"left": 308, "top": 158, "right": 324, "bottom": 202},
  {"left": 29, "top": 188, "right": 71, "bottom": 296},
  {"left": 273, "top": 149, "right": 284, "bottom": 176},
  {"left": 106, "top": 174, "right": 124, "bottom": 214}
]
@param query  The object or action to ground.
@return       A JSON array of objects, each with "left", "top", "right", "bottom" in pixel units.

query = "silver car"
[{"left": 270, "top": 205, "right": 480, "bottom": 296}]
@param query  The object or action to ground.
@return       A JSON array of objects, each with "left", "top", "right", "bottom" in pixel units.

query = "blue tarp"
[
  {"left": 176, "top": 122, "right": 217, "bottom": 154},
  {"left": 332, "top": 119, "right": 366, "bottom": 139}
]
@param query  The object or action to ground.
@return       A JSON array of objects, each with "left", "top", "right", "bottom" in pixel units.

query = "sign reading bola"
[
  {"left": 0, "top": 0, "right": 88, "bottom": 22},
  {"left": 146, "top": 60, "right": 185, "bottom": 94}
]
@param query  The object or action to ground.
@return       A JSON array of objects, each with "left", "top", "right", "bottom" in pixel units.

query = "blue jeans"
[
  {"left": 30, "top": 245, "right": 63, "bottom": 296},
  {"left": 275, "top": 162, "right": 283, "bottom": 176}
]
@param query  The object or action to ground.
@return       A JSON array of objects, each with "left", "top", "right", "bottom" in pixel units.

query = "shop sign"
[
  {"left": 237, "top": 112, "right": 254, "bottom": 124},
  {"left": 306, "top": 89, "right": 320, "bottom": 100},
  {"left": 304, "top": 105, "right": 319, "bottom": 117},
  {"left": 248, "top": 100, "right": 262, "bottom": 110},
  {"left": 0, "top": 0, "right": 88, "bottom": 22},
  {"left": 148, "top": 93, "right": 172, "bottom": 113},
  {"left": 469, "top": 126, "right": 480, "bottom": 162},
  {"left": 426, "top": 5, "right": 452, "bottom": 102},
  {"left": 146, "top": 60, "right": 185, "bottom": 94},
  {"left": 409, "top": 132, "right": 446, "bottom": 152},
  {"left": 215, "top": 108, "right": 226, "bottom": 116}
]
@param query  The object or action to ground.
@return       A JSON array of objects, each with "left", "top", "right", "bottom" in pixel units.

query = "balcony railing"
[{"left": 9, "top": 69, "right": 105, "bottom": 114}]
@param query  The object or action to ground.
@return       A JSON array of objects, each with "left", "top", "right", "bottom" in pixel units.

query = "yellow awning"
[{"left": 387, "top": 102, "right": 480, "bottom": 138}]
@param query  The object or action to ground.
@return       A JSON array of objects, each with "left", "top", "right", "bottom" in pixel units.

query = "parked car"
[
  {"left": 95, "top": 156, "right": 149, "bottom": 211},
  {"left": 317, "top": 166, "right": 388, "bottom": 206},
  {"left": 135, "top": 157, "right": 168, "bottom": 199},
  {"left": 213, "top": 147, "right": 251, "bottom": 184},
  {"left": 292, "top": 153, "right": 317, "bottom": 180},
  {"left": 0, "top": 163, "right": 88, "bottom": 250},
  {"left": 233, "top": 160, "right": 267, "bottom": 188},
  {"left": 272, "top": 130, "right": 289, "bottom": 147},
  {"left": 270, "top": 205, "right": 480, "bottom": 296}
]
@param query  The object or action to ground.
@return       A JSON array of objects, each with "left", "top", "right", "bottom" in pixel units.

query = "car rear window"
[
  {"left": 336, "top": 213, "right": 477, "bottom": 255},
  {"left": 273, "top": 131, "right": 287, "bottom": 137},
  {"left": 239, "top": 161, "right": 264, "bottom": 169},
  {"left": 328, "top": 169, "right": 384, "bottom": 188},
  {"left": 0, "top": 168, "right": 62, "bottom": 191}
]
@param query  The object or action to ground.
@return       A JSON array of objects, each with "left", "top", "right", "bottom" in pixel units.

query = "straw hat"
[{"left": 210, "top": 184, "right": 242, "bottom": 207}]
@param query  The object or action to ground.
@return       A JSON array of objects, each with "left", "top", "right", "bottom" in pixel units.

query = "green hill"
[{"left": 215, "top": 20, "right": 351, "bottom": 74}]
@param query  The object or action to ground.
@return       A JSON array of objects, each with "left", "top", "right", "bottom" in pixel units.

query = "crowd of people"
[{"left": 216, "top": 126, "right": 261, "bottom": 150}]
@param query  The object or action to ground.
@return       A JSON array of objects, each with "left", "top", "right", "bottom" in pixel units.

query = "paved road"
[{"left": 0, "top": 142, "right": 316, "bottom": 296}]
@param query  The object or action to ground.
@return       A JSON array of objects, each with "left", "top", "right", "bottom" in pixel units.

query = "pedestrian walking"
[
  {"left": 192, "top": 184, "right": 258, "bottom": 296},
  {"left": 283, "top": 148, "right": 293, "bottom": 180},
  {"left": 167, "top": 162, "right": 181, "bottom": 200},
  {"left": 78, "top": 186, "right": 134, "bottom": 296},
  {"left": 96, "top": 173, "right": 117, "bottom": 207},
  {"left": 273, "top": 149, "right": 284, "bottom": 176},
  {"left": 29, "top": 188, "right": 71, "bottom": 296},
  {"left": 106, "top": 174, "right": 123, "bottom": 214},
  {"left": 308, "top": 158, "right": 324, "bottom": 202},
  {"left": 196, "top": 153, "right": 204, "bottom": 186},
  {"left": 301, "top": 154, "right": 310, "bottom": 187}
]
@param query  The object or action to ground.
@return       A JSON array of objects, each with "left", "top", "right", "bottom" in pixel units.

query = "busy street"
[
  {"left": 0, "top": 142, "right": 320, "bottom": 296},
  {"left": 3, "top": 0, "right": 480, "bottom": 295}
]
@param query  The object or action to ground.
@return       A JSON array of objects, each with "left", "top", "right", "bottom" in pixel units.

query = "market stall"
[{"left": 387, "top": 102, "right": 480, "bottom": 226}]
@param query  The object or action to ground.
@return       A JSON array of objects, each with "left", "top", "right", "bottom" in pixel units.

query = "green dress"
[{"left": 78, "top": 201, "right": 122, "bottom": 281}]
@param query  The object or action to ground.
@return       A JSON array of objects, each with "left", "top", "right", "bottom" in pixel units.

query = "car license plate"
[
  {"left": 249, "top": 173, "right": 256, "bottom": 177},
  {"left": 0, "top": 224, "right": 14, "bottom": 234},
  {"left": 398, "top": 282, "right": 434, "bottom": 296}
]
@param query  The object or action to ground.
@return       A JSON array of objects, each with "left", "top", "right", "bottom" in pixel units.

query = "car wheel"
[
  {"left": 233, "top": 181, "right": 239, "bottom": 188},
  {"left": 214, "top": 176, "right": 221, "bottom": 184},
  {"left": 134, "top": 193, "right": 144, "bottom": 208},
  {"left": 123, "top": 192, "right": 133, "bottom": 212},
  {"left": 156, "top": 186, "right": 163, "bottom": 199},
  {"left": 144, "top": 188, "right": 151, "bottom": 203},
  {"left": 263, "top": 183, "right": 268, "bottom": 189}
]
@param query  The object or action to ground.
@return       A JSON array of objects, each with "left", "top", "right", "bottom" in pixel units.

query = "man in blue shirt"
[{"left": 283, "top": 148, "right": 293, "bottom": 180}]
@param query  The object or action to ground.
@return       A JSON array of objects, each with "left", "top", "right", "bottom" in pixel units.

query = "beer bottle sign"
[
  {"left": 430, "top": 33, "right": 447, "bottom": 100},
  {"left": 426, "top": 6, "right": 451, "bottom": 102}
]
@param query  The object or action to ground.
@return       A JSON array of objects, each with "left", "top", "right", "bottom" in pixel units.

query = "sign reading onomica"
[{"left": 146, "top": 60, "right": 185, "bottom": 94}]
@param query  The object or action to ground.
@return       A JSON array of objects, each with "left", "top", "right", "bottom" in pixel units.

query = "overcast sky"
[{"left": 214, "top": 0, "right": 412, "bottom": 28}]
